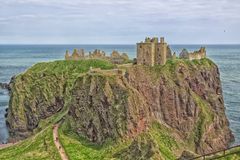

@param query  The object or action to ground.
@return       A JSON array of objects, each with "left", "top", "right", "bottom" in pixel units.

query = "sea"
[{"left": 0, "top": 44, "right": 240, "bottom": 145}]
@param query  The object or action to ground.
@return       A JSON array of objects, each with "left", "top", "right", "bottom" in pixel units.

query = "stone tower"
[
  {"left": 137, "top": 37, "right": 169, "bottom": 66},
  {"left": 72, "top": 49, "right": 80, "bottom": 60},
  {"left": 65, "top": 50, "right": 70, "bottom": 60}
]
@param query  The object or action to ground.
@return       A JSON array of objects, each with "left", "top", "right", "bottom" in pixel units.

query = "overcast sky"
[{"left": 0, "top": 0, "right": 240, "bottom": 44}]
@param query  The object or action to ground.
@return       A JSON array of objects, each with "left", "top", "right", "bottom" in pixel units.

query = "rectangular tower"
[{"left": 137, "top": 37, "right": 168, "bottom": 66}]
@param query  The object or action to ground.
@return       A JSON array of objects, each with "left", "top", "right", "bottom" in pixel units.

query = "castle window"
[
  {"left": 140, "top": 45, "right": 142, "bottom": 49},
  {"left": 157, "top": 48, "right": 160, "bottom": 51}
]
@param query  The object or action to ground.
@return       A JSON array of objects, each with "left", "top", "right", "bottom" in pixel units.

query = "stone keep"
[{"left": 137, "top": 37, "right": 168, "bottom": 66}]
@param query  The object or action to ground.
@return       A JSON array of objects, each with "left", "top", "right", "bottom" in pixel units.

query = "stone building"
[
  {"left": 137, "top": 37, "right": 171, "bottom": 66},
  {"left": 179, "top": 47, "right": 206, "bottom": 60}
]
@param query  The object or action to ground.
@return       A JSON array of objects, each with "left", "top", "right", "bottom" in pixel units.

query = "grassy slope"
[
  {"left": 0, "top": 127, "right": 61, "bottom": 160},
  {"left": 59, "top": 120, "right": 179, "bottom": 160}
]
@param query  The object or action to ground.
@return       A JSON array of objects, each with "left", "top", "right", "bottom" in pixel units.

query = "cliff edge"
[{"left": 6, "top": 58, "right": 233, "bottom": 158}]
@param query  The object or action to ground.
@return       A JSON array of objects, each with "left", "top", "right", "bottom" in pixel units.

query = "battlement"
[{"left": 143, "top": 37, "right": 165, "bottom": 44}]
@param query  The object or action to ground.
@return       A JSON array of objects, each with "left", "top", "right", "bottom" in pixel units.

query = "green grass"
[
  {"left": 59, "top": 120, "right": 179, "bottom": 160},
  {"left": 202, "top": 147, "right": 240, "bottom": 160},
  {"left": 143, "top": 122, "right": 179, "bottom": 160},
  {"left": 191, "top": 92, "right": 214, "bottom": 146},
  {"left": 26, "top": 59, "right": 115, "bottom": 74},
  {"left": 217, "top": 151, "right": 240, "bottom": 160},
  {"left": 59, "top": 120, "right": 132, "bottom": 160},
  {"left": 0, "top": 127, "right": 61, "bottom": 160}
]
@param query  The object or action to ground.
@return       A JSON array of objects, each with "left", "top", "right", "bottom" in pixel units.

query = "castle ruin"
[
  {"left": 137, "top": 37, "right": 172, "bottom": 66},
  {"left": 89, "top": 49, "right": 106, "bottom": 59},
  {"left": 137, "top": 37, "right": 207, "bottom": 66},
  {"left": 179, "top": 47, "right": 206, "bottom": 60},
  {"left": 65, "top": 49, "right": 85, "bottom": 60},
  {"left": 65, "top": 49, "right": 129, "bottom": 64},
  {"left": 65, "top": 37, "right": 207, "bottom": 66}
]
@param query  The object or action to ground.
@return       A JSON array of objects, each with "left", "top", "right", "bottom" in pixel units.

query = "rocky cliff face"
[
  {"left": 6, "top": 59, "right": 233, "bottom": 157},
  {"left": 126, "top": 59, "right": 233, "bottom": 154}
]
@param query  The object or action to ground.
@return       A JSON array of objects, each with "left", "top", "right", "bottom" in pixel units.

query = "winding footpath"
[{"left": 53, "top": 124, "right": 69, "bottom": 160}]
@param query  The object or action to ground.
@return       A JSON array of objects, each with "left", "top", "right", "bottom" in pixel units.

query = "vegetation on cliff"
[
  {"left": 59, "top": 120, "right": 179, "bottom": 160},
  {"left": 0, "top": 127, "right": 60, "bottom": 160},
  {"left": 7, "top": 59, "right": 115, "bottom": 139},
  {"left": 0, "top": 58, "right": 235, "bottom": 159}
]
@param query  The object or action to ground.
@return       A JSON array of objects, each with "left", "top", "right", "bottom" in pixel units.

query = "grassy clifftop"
[
  {"left": 1, "top": 58, "right": 235, "bottom": 160},
  {"left": 7, "top": 59, "right": 115, "bottom": 139}
]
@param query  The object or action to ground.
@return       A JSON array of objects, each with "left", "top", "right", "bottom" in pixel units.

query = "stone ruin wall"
[
  {"left": 65, "top": 49, "right": 129, "bottom": 64},
  {"left": 188, "top": 47, "right": 206, "bottom": 60}
]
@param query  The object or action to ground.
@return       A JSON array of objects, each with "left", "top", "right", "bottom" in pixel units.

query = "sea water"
[{"left": 0, "top": 44, "right": 240, "bottom": 144}]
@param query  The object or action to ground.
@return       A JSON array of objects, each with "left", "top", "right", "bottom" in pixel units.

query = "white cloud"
[{"left": 0, "top": 0, "right": 240, "bottom": 43}]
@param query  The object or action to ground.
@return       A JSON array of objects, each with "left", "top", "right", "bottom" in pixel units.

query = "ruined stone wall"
[
  {"left": 65, "top": 49, "right": 85, "bottom": 60},
  {"left": 166, "top": 45, "right": 172, "bottom": 59},
  {"left": 90, "top": 49, "right": 106, "bottom": 59},
  {"left": 65, "top": 49, "right": 129, "bottom": 64},
  {"left": 179, "top": 47, "right": 206, "bottom": 61},
  {"left": 110, "top": 51, "right": 129, "bottom": 64},
  {"left": 188, "top": 48, "right": 206, "bottom": 60}
]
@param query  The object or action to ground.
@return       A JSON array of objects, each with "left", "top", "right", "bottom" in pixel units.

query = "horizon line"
[{"left": 0, "top": 43, "right": 240, "bottom": 45}]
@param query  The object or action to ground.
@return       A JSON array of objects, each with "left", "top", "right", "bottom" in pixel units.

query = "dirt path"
[{"left": 53, "top": 124, "right": 69, "bottom": 160}]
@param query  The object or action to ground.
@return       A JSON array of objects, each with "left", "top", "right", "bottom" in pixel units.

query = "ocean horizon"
[{"left": 0, "top": 44, "right": 240, "bottom": 146}]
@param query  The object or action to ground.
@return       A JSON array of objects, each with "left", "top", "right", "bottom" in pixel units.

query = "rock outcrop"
[
  {"left": 6, "top": 58, "right": 233, "bottom": 157},
  {"left": 0, "top": 82, "right": 10, "bottom": 90}
]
